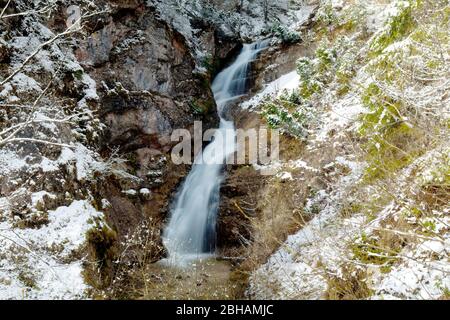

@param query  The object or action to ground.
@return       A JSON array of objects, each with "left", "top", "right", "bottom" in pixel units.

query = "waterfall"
[{"left": 162, "top": 40, "right": 270, "bottom": 266}]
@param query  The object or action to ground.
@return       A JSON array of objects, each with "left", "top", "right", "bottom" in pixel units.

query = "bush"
[
  {"left": 270, "top": 23, "right": 302, "bottom": 44},
  {"left": 358, "top": 83, "right": 426, "bottom": 182},
  {"left": 261, "top": 89, "right": 315, "bottom": 139},
  {"left": 370, "top": 1, "right": 416, "bottom": 55}
]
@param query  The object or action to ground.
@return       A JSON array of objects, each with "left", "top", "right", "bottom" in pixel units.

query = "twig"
[
  {"left": 0, "top": 0, "right": 11, "bottom": 20},
  {"left": 0, "top": 138, "right": 75, "bottom": 148},
  {"left": 0, "top": 22, "right": 81, "bottom": 86}
]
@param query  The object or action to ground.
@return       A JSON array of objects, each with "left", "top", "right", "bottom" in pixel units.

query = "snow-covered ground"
[
  {"left": 0, "top": 143, "right": 110, "bottom": 299},
  {"left": 247, "top": 73, "right": 368, "bottom": 298},
  {"left": 0, "top": 200, "right": 103, "bottom": 299},
  {"left": 249, "top": 159, "right": 366, "bottom": 299}
]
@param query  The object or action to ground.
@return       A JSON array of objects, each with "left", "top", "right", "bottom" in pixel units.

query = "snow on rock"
[
  {"left": 40, "top": 144, "right": 103, "bottom": 182},
  {"left": 79, "top": 73, "right": 99, "bottom": 102},
  {"left": 10, "top": 72, "right": 42, "bottom": 93},
  {"left": 123, "top": 189, "right": 137, "bottom": 196},
  {"left": 0, "top": 200, "right": 103, "bottom": 299},
  {"left": 148, "top": 0, "right": 316, "bottom": 64},
  {"left": 0, "top": 150, "right": 28, "bottom": 176},
  {"left": 276, "top": 171, "right": 294, "bottom": 181},
  {"left": 31, "top": 191, "right": 56, "bottom": 209},
  {"left": 241, "top": 71, "right": 300, "bottom": 110}
]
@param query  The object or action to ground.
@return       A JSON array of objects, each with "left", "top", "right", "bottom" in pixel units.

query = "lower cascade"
[{"left": 162, "top": 40, "right": 269, "bottom": 265}]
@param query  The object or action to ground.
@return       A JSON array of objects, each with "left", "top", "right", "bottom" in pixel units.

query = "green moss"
[
  {"left": 421, "top": 151, "right": 450, "bottom": 185},
  {"left": 72, "top": 69, "right": 83, "bottom": 80},
  {"left": 296, "top": 40, "right": 343, "bottom": 99},
  {"left": 418, "top": 218, "right": 441, "bottom": 237},
  {"left": 85, "top": 221, "right": 118, "bottom": 282},
  {"left": 362, "top": 124, "right": 423, "bottom": 183},
  {"left": 335, "top": 68, "right": 354, "bottom": 96},
  {"left": 341, "top": 202, "right": 363, "bottom": 218},
  {"left": 296, "top": 57, "right": 324, "bottom": 99},
  {"left": 443, "top": 287, "right": 450, "bottom": 299},
  {"left": 339, "top": 19, "right": 356, "bottom": 32},
  {"left": 358, "top": 83, "right": 425, "bottom": 182},
  {"left": 405, "top": 206, "right": 424, "bottom": 218},
  {"left": 200, "top": 54, "right": 222, "bottom": 77},
  {"left": 189, "top": 99, "right": 214, "bottom": 116}
]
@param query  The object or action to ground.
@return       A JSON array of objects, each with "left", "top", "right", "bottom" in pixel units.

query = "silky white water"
[{"left": 162, "top": 40, "right": 269, "bottom": 266}]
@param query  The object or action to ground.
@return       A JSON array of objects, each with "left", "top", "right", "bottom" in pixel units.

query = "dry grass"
[{"left": 325, "top": 266, "right": 373, "bottom": 300}]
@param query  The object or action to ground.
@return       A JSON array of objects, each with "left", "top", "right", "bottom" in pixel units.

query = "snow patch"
[
  {"left": 241, "top": 71, "right": 300, "bottom": 110},
  {"left": 0, "top": 200, "right": 103, "bottom": 299}
]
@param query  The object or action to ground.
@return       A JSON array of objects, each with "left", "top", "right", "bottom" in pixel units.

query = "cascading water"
[{"left": 162, "top": 40, "right": 269, "bottom": 266}]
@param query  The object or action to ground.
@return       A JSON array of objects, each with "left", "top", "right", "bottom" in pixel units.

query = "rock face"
[
  {"left": 76, "top": 2, "right": 220, "bottom": 150},
  {"left": 218, "top": 165, "right": 267, "bottom": 253}
]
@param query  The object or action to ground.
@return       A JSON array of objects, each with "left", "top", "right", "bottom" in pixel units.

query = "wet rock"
[
  {"left": 218, "top": 166, "right": 267, "bottom": 252},
  {"left": 103, "top": 93, "right": 176, "bottom": 152}
]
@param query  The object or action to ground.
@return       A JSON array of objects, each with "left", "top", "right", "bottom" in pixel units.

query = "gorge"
[{"left": 0, "top": 0, "right": 448, "bottom": 301}]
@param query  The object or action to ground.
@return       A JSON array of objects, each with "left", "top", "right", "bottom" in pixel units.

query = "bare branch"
[
  {"left": 0, "top": 137, "right": 75, "bottom": 148},
  {"left": 0, "top": 21, "right": 81, "bottom": 87},
  {"left": 0, "top": 0, "right": 11, "bottom": 20}
]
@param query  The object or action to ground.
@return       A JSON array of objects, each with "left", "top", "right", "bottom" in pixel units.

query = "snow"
[
  {"left": 123, "top": 189, "right": 137, "bottom": 196},
  {"left": 366, "top": 1, "right": 410, "bottom": 33},
  {"left": 314, "top": 93, "right": 365, "bottom": 143},
  {"left": 371, "top": 238, "right": 450, "bottom": 300},
  {"left": 30, "top": 191, "right": 56, "bottom": 208},
  {"left": 39, "top": 144, "right": 101, "bottom": 181},
  {"left": 0, "top": 83, "right": 14, "bottom": 101},
  {"left": 254, "top": 158, "right": 319, "bottom": 177},
  {"left": 34, "top": 112, "right": 58, "bottom": 131},
  {"left": 80, "top": 74, "right": 99, "bottom": 101},
  {"left": 249, "top": 158, "right": 366, "bottom": 299},
  {"left": 0, "top": 200, "right": 103, "bottom": 299},
  {"left": 140, "top": 188, "right": 151, "bottom": 195},
  {"left": 101, "top": 199, "right": 112, "bottom": 209},
  {"left": 277, "top": 171, "right": 293, "bottom": 181},
  {"left": 0, "top": 150, "right": 27, "bottom": 175},
  {"left": 251, "top": 141, "right": 449, "bottom": 299},
  {"left": 0, "top": 2, "right": 109, "bottom": 301},
  {"left": 241, "top": 71, "right": 300, "bottom": 110},
  {"left": 10, "top": 72, "right": 42, "bottom": 93}
]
